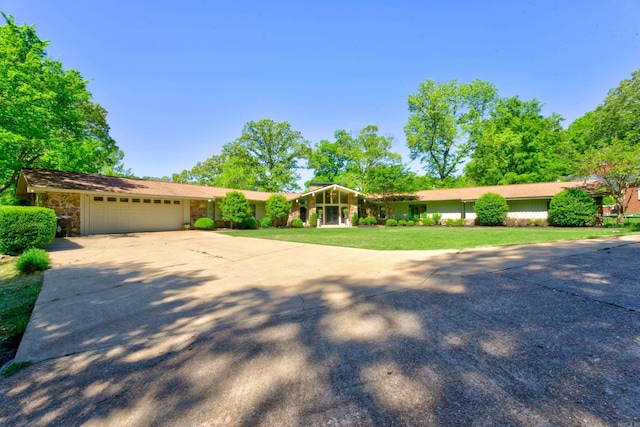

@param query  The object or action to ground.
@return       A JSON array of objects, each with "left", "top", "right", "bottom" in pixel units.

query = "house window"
[
  {"left": 164, "top": 200, "right": 171, "bottom": 204},
  {"left": 316, "top": 192, "right": 323, "bottom": 204},
  {"left": 154, "top": 200, "right": 161, "bottom": 204},
  {"left": 132, "top": 198, "right": 140, "bottom": 203},
  {"left": 173, "top": 200, "right": 180, "bottom": 205},
  {"left": 340, "top": 191, "right": 347, "bottom": 204},
  {"left": 120, "top": 198, "right": 129, "bottom": 203},
  {"left": 107, "top": 197, "right": 117, "bottom": 202},
  {"left": 250, "top": 204, "right": 257, "bottom": 218},
  {"left": 143, "top": 199, "right": 151, "bottom": 204},
  {"left": 93, "top": 196, "right": 104, "bottom": 202},
  {"left": 409, "top": 204, "right": 426, "bottom": 218}
]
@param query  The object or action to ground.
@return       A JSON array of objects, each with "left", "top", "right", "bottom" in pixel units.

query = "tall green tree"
[
  {"left": 233, "top": 119, "right": 309, "bottom": 192},
  {"left": 574, "top": 70, "right": 640, "bottom": 223},
  {"left": 308, "top": 125, "right": 400, "bottom": 192},
  {"left": 367, "top": 162, "right": 418, "bottom": 218},
  {"left": 405, "top": 78, "right": 497, "bottom": 181},
  {"left": 0, "top": 13, "right": 120, "bottom": 196},
  {"left": 465, "top": 97, "right": 569, "bottom": 185}
]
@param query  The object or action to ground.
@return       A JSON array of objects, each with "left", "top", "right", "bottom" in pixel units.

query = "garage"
[{"left": 89, "top": 195, "right": 183, "bottom": 234}]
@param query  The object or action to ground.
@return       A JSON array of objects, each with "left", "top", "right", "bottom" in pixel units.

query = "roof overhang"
[{"left": 299, "top": 184, "right": 363, "bottom": 198}]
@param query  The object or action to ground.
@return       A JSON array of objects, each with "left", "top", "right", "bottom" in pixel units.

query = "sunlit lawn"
[{"left": 226, "top": 225, "right": 637, "bottom": 251}]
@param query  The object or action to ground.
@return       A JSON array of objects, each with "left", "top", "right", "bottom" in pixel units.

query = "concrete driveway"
[{"left": 1, "top": 231, "right": 639, "bottom": 426}]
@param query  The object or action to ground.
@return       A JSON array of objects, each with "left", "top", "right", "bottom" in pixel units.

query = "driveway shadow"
[{"left": 0, "top": 241, "right": 638, "bottom": 426}]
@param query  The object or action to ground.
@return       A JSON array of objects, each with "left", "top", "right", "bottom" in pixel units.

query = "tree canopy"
[
  {"left": 465, "top": 97, "right": 569, "bottom": 185},
  {"left": 405, "top": 78, "right": 497, "bottom": 181},
  {"left": 0, "top": 13, "right": 121, "bottom": 197}
]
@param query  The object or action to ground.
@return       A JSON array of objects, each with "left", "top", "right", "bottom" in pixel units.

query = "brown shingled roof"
[
  {"left": 413, "top": 180, "right": 601, "bottom": 202},
  {"left": 18, "top": 169, "right": 287, "bottom": 202}
]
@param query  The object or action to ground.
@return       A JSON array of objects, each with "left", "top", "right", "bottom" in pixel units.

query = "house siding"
[
  {"left": 507, "top": 199, "right": 549, "bottom": 219},
  {"left": 426, "top": 201, "right": 464, "bottom": 219}
]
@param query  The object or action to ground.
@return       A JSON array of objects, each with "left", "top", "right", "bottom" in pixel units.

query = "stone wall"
[
  {"left": 190, "top": 200, "right": 207, "bottom": 225},
  {"left": 41, "top": 192, "right": 81, "bottom": 235}
]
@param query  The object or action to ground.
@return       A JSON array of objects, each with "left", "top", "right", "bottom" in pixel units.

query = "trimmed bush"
[
  {"left": 260, "top": 217, "right": 272, "bottom": 228},
  {"left": 474, "top": 192, "right": 509, "bottom": 226},
  {"left": 265, "top": 194, "right": 291, "bottom": 227},
  {"left": 549, "top": 189, "right": 598, "bottom": 227},
  {"left": 238, "top": 217, "right": 258, "bottom": 229},
  {"left": 0, "top": 206, "right": 56, "bottom": 255},
  {"left": 432, "top": 213, "right": 442, "bottom": 225},
  {"left": 194, "top": 217, "right": 215, "bottom": 230},
  {"left": 220, "top": 191, "right": 252, "bottom": 228},
  {"left": 365, "top": 216, "right": 377, "bottom": 225},
  {"left": 310, "top": 213, "right": 318, "bottom": 227},
  {"left": 398, "top": 219, "right": 407, "bottom": 226},
  {"left": 351, "top": 212, "right": 359, "bottom": 227},
  {"left": 16, "top": 248, "right": 51, "bottom": 273},
  {"left": 386, "top": 218, "right": 398, "bottom": 226},
  {"left": 407, "top": 220, "right": 415, "bottom": 226},
  {"left": 445, "top": 218, "right": 465, "bottom": 227},
  {"left": 421, "top": 217, "right": 435, "bottom": 226},
  {"left": 291, "top": 218, "right": 303, "bottom": 228}
]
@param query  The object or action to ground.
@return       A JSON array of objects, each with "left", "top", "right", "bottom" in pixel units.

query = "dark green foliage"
[
  {"left": 291, "top": 218, "right": 303, "bottom": 228},
  {"left": 220, "top": 191, "right": 252, "bottom": 228},
  {"left": 474, "top": 192, "right": 509, "bottom": 226},
  {"left": 16, "top": 248, "right": 50, "bottom": 273},
  {"left": 351, "top": 212, "right": 359, "bottom": 227},
  {"left": 309, "top": 213, "right": 318, "bottom": 227},
  {"left": 238, "top": 217, "right": 258, "bottom": 230},
  {"left": 398, "top": 219, "right": 407, "bottom": 226},
  {"left": 445, "top": 218, "right": 465, "bottom": 227},
  {"left": 386, "top": 218, "right": 398, "bottom": 226},
  {"left": 260, "top": 217, "right": 272, "bottom": 228},
  {"left": 549, "top": 189, "right": 598, "bottom": 227},
  {"left": 0, "top": 207, "right": 56, "bottom": 255},
  {"left": 265, "top": 194, "right": 291, "bottom": 226},
  {"left": 194, "top": 217, "right": 215, "bottom": 230}
]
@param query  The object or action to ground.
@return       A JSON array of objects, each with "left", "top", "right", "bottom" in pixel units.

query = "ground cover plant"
[
  {"left": 0, "top": 257, "right": 44, "bottom": 370},
  {"left": 226, "top": 226, "right": 636, "bottom": 251}
]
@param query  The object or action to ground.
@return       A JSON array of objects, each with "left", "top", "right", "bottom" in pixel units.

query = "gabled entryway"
[{"left": 295, "top": 182, "right": 362, "bottom": 226}]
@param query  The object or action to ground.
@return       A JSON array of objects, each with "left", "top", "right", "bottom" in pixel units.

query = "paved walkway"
[{"left": 1, "top": 231, "right": 639, "bottom": 426}]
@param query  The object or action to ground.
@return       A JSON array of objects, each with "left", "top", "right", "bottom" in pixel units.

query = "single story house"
[{"left": 15, "top": 168, "right": 602, "bottom": 235}]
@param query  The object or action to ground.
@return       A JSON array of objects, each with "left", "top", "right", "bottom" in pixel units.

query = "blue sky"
[{"left": 3, "top": 1, "right": 639, "bottom": 183}]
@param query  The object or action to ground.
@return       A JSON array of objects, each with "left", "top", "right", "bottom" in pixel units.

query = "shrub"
[
  {"left": 445, "top": 218, "right": 465, "bottom": 227},
  {"left": 421, "top": 217, "right": 436, "bottom": 226},
  {"left": 16, "top": 248, "right": 51, "bottom": 273},
  {"left": 365, "top": 216, "right": 377, "bottom": 225},
  {"left": 291, "top": 218, "right": 303, "bottom": 228},
  {"left": 194, "top": 217, "right": 215, "bottom": 230},
  {"left": 474, "top": 192, "right": 508, "bottom": 226},
  {"left": 432, "top": 213, "right": 442, "bottom": 225},
  {"left": 238, "top": 217, "right": 258, "bottom": 229},
  {"left": 398, "top": 219, "right": 407, "bottom": 226},
  {"left": 386, "top": 218, "right": 398, "bottom": 226},
  {"left": 265, "top": 194, "right": 291, "bottom": 227},
  {"left": 407, "top": 220, "right": 415, "bottom": 226},
  {"left": 0, "top": 206, "right": 56, "bottom": 255},
  {"left": 220, "top": 191, "right": 252, "bottom": 228},
  {"left": 351, "top": 212, "right": 359, "bottom": 227},
  {"left": 549, "top": 189, "right": 598, "bottom": 227},
  {"left": 261, "top": 217, "right": 272, "bottom": 228},
  {"left": 310, "top": 213, "right": 318, "bottom": 227}
]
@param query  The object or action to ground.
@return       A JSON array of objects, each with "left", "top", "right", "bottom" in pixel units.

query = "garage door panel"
[{"left": 90, "top": 196, "right": 183, "bottom": 234}]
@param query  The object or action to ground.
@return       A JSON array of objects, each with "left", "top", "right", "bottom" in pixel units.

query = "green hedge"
[
  {"left": 549, "top": 189, "right": 598, "bottom": 227},
  {"left": 386, "top": 218, "right": 398, "bottom": 226},
  {"left": 194, "top": 217, "right": 215, "bottom": 230},
  {"left": 0, "top": 207, "right": 56, "bottom": 255},
  {"left": 291, "top": 218, "right": 303, "bottom": 228},
  {"left": 239, "top": 217, "right": 258, "bottom": 229},
  {"left": 474, "top": 192, "right": 508, "bottom": 226}
]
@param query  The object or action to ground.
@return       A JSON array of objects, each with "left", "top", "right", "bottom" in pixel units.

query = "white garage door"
[{"left": 89, "top": 195, "right": 183, "bottom": 234}]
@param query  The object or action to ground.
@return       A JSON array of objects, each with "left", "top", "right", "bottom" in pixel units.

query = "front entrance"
[{"left": 325, "top": 206, "right": 340, "bottom": 225}]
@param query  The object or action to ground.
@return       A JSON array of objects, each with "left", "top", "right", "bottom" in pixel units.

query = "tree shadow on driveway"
[{"left": 0, "top": 242, "right": 638, "bottom": 426}]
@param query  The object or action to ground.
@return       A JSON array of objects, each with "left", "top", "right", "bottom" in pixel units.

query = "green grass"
[
  {"left": 0, "top": 258, "right": 43, "bottom": 371},
  {"left": 226, "top": 226, "right": 637, "bottom": 251}
]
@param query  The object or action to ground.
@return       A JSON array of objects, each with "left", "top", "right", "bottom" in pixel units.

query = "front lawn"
[
  {"left": 226, "top": 226, "right": 636, "bottom": 250},
  {"left": 0, "top": 258, "right": 43, "bottom": 370}
]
